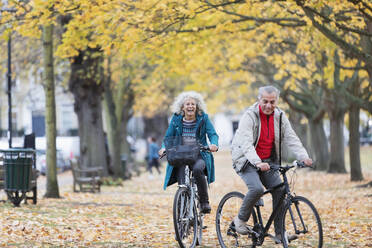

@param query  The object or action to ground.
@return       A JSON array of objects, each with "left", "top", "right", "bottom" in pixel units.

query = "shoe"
[
  {"left": 233, "top": 216, "right": 250, "bottom": 235},
  {"left": 275, "top": 233, "right": 298, "bottom": 244},
  {"left": 200, "top": 202, "right": 211, "bottom": 214}
]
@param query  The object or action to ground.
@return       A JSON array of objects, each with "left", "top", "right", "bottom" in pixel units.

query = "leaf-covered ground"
[{"left": 0, "top": 150, "right": 371, "bottom": 247}]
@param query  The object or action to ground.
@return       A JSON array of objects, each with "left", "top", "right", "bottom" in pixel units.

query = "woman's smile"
[{"left": 182, "top": 98, "right": 197, "bottom": 120}]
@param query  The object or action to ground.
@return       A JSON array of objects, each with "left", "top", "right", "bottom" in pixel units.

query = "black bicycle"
[
  {"left": 215, "top": 161, "right": 323, "bottom": 248},
  {"left": 161, "top": 146, "right": 210, "bottom": 248}
]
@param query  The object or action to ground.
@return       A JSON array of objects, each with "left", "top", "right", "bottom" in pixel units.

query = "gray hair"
[
  {"left": 258, "top": 85, "right": 280, "bottom": 100},
  {"left": 171, "top": 91, "right": 207, "bottom": 115}
]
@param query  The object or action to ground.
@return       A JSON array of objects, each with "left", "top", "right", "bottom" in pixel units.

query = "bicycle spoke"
[
  {"left": 282, "top": 196, "right": 323, "bottom": 248},
  {"left": 216, "top": 192, "right": 257, "bottom": 247},
  {"left": 174, "top": 188, "right": 197, "bottom": 248}
]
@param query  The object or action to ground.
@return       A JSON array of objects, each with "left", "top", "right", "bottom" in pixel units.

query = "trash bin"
[
  {"left": 120, "top": 154, "right": 127, "bottom": 178},
  {"left": 0, "top": 148, "right": 35, "bottom": 206}
]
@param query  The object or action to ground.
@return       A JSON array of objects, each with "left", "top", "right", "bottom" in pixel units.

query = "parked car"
[
  {"left": 360, "top": 136, "right": 372, "bottom": 146},
  {"left": 36, "top": 149, "right": 70, "bottom": 175}
]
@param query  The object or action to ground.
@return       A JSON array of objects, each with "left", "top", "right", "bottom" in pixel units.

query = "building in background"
[{"left": 0, "top": 75, "right": 77, "bottom": 138}]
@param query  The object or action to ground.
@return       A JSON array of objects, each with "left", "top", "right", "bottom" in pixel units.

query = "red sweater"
[{"left": 256, "top": 106, "right": 275, "bottom": 160}]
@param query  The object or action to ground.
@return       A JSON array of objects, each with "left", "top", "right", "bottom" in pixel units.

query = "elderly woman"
[{"left": 159, "top": 91, "right": 219, "bottom": 213}]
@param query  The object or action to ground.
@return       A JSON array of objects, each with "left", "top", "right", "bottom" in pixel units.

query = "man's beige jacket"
[{"left": 231, "top": 102, "right": 309, "bottom": 173}]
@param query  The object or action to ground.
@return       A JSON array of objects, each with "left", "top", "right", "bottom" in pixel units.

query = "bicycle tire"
[
  {"left": 281, "top": 196, "right": 323, "bottom": 248},
  {"left": 196, "top": 202, "right": 203, "bottom": 246},
  {"left": 173, "top": 187, "right": 198, "bottom": 248},
  {"left": 215, "top": 191, "right": 258, "bottom": 248}
]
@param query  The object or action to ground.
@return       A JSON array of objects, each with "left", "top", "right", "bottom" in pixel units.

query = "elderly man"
[{"left": 230, "top": 85, "right": 313, "bottom": 242}]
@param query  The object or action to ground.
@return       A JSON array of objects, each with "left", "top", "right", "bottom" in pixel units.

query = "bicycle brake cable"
[{"left": 290, "top": 167, "right": 297, "bottom": 194}]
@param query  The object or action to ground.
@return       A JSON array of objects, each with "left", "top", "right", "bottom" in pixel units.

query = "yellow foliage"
[{"left": 0, "top": 0, "right": 370, "bottom": 115}]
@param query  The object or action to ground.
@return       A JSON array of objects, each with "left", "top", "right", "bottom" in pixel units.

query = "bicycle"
[
  {"left": 215, "top": 161, "right": 323, "bottom": 248},
  {"left": 161, "top": 145, "right": 210, "bottom": 248}
]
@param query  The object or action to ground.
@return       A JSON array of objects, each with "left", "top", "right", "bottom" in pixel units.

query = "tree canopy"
[{"left": 1, "top": 0, "right": 371, "bottom": 114}]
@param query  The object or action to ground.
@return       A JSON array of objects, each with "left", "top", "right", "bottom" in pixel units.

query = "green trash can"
[{"left": 0, "top": 148, "right": 35, "bottom": 206}]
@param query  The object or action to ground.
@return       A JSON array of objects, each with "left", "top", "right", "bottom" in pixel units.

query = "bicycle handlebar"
[
  {"left": 255, "top": 160, "right": 313, "bottom": 172},
  {"left": 200, "top": 145, "right": 211, "bottom": 152},
  {"left": 159, "top": 144, "right": 212, "bottom": 160},
  {"left": 159, "top": 152, "right": 167, "bottom": 160}
]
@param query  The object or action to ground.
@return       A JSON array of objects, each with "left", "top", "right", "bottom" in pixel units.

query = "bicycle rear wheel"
[
  {"left": 281, "top": 196, "right": 323, "bottom": 248},
  {"left": 173, "top": 187, "right": 198, "bottom": 248},
  {"left": 215, "top": 191, "right": 257, "bottom": 248}
]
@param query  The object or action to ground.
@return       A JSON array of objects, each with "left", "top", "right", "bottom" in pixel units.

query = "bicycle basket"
[{"left": 164, "top": 136, "right": 199, "bottom": 167}]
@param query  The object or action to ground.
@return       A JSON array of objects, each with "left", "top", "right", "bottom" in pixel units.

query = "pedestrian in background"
[{"left": 147, "top": 136, "right": 161, "bottom": 176}]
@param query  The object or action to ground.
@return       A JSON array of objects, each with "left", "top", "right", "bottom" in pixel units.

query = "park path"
[{"left": 0, "top": 150, "right": 371, "bottom": 247}]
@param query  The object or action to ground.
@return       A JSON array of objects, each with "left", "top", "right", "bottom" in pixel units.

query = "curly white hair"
[{"left": 171, "top": 91, "right": 207, "bottom": 115}]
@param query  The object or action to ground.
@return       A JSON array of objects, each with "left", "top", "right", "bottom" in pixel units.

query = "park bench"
[{"left": 70, "top": 159, "right": 102, "bottom": 193}]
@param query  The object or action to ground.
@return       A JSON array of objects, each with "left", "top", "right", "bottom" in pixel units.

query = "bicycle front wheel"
[
  {"left": 216, "top": 191, "right": 258, "bottom": 248},
  {"left": 281, "top": 196, "right": 323, "bottom": 248},
  {"left": 173, "top": 187, "right": 198, "bottom": 248}
]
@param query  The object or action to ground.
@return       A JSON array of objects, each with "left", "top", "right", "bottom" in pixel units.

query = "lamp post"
[
  {"left": 2, "top": 7, "right": 16, "bottom": 148},
  {"left": 7, "top": 34, "right": 12, "bottom": 148}
]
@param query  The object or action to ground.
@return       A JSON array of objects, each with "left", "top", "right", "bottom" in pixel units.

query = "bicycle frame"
[
  {"left": 250, "top": 167, "right": 294, "bottom": 241},
  {"left": 178, "top": 165, "right": 198, "bottom": 224},
  {"left": 216, "top": 163, "right": 322, "bottom": 248}
]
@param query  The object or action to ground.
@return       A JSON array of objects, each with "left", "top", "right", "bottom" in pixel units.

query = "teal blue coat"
[{"left": 162, "top": 112, "right": 219, "bottom": 190}]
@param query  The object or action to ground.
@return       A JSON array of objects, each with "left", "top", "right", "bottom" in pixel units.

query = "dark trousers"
[
  {"left": 176, "top": 158, "right": 209, "bottom": 204},
  {"left": 238, "top": 164, "right": 285, "bottom": 235},
  {"left": 147, "top": 158, "right": 161, "bottom": 174}
]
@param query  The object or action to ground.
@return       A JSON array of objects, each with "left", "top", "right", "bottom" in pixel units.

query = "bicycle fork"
[{"left": 287, "top": 200, "right": 308, "bottom": 235}]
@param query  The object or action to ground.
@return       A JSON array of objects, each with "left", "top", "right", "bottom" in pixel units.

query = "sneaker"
[
  {"left": 275, "top": 233, "right": 298, "bottom": 244},
  {"left": 200, "top": 202, "right": 211, "bottom": 214},
  {"left": 233, "top": 216, "right": 250, "bottom": 235}
]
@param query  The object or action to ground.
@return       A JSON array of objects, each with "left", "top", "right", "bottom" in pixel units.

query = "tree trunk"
[
  {"left": 144, "top": 114, "right": 169, "bottom": 142},
  {"left": 288, "top": 111, "right": 310, "bottom": 151},
  {"left": 43, "top": 24, "right": 59, "bottom": 198},
  {"left": 120, "top": 98, "right": 135, "bottom": 178},
  {"left": 349, "top": 89, "right": 363, "bottom": 181},
  {"left": 361, "top": 20, "right": 372, "bottom": 110},
  {"left": 121, "top": 122, "right": 133, "bottom": 177},
  {"left": 328, "top": 112, "right": 347, "bottom": 173},
  {"left": 103, "top": 87, "right": 124, "bottom": 177},
  {"left": 308, "top": 119, "right": 329, "bottom": 171},
  {"left": 69, "top": 48, "right": 108, "bottom": 175},
  {"left": 102, "top": 59, "right": 135, "bottom": 178}
]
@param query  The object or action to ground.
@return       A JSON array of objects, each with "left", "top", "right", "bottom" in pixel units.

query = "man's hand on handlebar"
[
  {"left": 294, "top": 158, "right": 314, "bottom": 168},
  {"left": 256, "top": 162, "right": 270, "bottom": 172},
  {"left": 302, "top": 158, "right": 313, "bottom": 167}
]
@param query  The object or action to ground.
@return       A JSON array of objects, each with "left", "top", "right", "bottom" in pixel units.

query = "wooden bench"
[{"left": 70, "top": 159, "right": 102, "bottom": 193}]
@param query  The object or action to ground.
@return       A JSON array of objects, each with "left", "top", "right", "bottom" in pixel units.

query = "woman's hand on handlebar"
[
  {"left": 158, "top": 148, "right": 166, "bottom": 157},
  {"left": 209, "top": 144, "right": 218, "bottom": 152}
]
